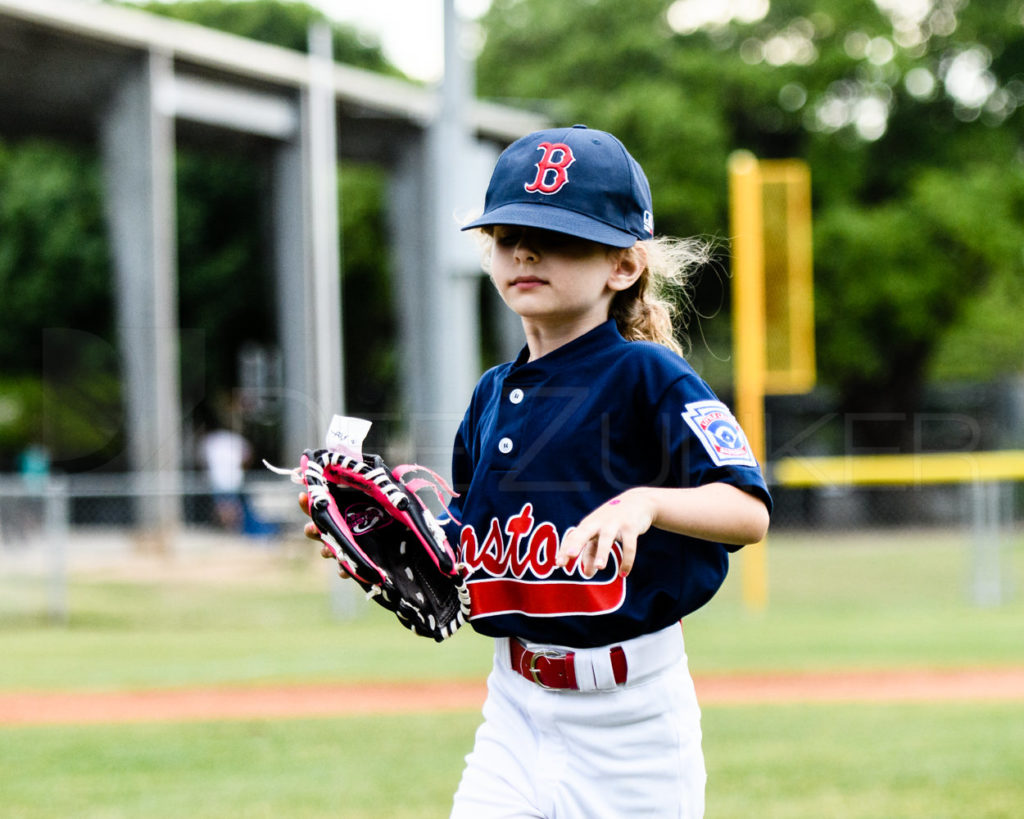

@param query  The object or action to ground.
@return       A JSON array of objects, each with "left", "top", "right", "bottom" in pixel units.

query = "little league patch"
[{"left": 682, "top": 400, "right": 758, "bottom": 467}]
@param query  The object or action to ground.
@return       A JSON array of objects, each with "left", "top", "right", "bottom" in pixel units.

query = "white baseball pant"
[{"left": 450, "top": 623, "right": 706, "bottom": 818}]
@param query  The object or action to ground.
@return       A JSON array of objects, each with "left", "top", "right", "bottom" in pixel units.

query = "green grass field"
[
  {"left": 1, "top": 529, "right": 1022, "bottom": 817},
  {"left": 1, "top": 703, "right": 1021, "bottom": 818}
]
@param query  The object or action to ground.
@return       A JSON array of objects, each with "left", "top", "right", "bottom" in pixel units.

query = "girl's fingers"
[
  {"left": 555, "top": 528, "right": 583, "bottom": 567},
  {"left": 299, "top": 493, "right": 349, "bottom": 580},
  {"left": 591, "top": 530, "right": 617, "bottom": 573},
  {"left": 617, "top": 534, "right": 637, "bottom": 577},
  {"left": 319, "top": 543, "right": 351, "bottom": 579}
]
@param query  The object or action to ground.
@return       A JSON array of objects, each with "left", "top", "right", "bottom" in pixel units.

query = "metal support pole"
[
  {"left": 100, "top": 49, "right": 182, "bottom": 542},
  {"left": 970, "top": 481, "right": 1006, "bottom": 606},
  {"left": 307, "top": 23, "right": 345, "bottom": 433},
  {"left": 414, "top": 0, "right": 481, "bottom": 476},
  {"left": 272, "top": 27, "right": 344, "bottom": 458},
  {"left": 43, "top": 477, "right": 69, "bottom": 623},
  {"left": 273, "top": 129, "right": 318, "bottom": 458}
]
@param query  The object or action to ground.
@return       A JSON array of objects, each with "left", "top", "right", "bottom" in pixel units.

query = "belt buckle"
[{"left": 527, "top": 648, "right": 567, "bottom": 690}]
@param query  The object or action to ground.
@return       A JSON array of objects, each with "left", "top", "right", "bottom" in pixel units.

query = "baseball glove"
[{"left": 272, "top": 448, "right": 470, "bottom": 642}]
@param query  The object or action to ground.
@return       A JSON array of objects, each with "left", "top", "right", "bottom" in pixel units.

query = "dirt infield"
[{"left": 2, "top": 667, "right": 1023, "bottom": 726}]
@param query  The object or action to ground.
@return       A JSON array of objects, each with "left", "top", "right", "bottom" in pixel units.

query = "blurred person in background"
[{"left": 200, "top": 409, "right": 252, "bottom": 532}]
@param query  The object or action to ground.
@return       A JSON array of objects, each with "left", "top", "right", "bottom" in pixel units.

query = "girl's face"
[{"left": 489, "top": 225, "right": 627, "bottom": 330}]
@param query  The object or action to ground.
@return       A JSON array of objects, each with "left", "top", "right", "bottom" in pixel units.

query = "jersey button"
[
  {"left": 498, "top": 437, "right": 514, "bottom": 454},
  {"left": 509, "top": 388, "right": 524, "bottom": 405}
]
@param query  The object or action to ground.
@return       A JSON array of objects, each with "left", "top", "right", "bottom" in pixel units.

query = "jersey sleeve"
[{"left": 655, "top": 373, "right": 773, "bottom": 513}]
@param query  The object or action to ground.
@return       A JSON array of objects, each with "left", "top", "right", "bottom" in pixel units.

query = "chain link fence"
[
  {"left": 2, "top": 468, "right": 1021, "bottom": 621},
  {"left": 769, "top": 481, "right": 1022, "bottom": 531},
  {"left": 0, "top": 472, "right": 313, "bottom": 623}
]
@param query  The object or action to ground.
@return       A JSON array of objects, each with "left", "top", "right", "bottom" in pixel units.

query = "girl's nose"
[{"left": 514, "top": 236, "right": 538, "bottom": 263}]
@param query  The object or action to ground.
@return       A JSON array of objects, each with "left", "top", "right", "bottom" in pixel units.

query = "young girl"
[{"left": 309, "top": 125, "right": 771, "bottom": 818}]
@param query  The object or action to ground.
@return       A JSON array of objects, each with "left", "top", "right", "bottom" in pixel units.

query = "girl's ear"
[{"left": 607, "top": 244, "right": 647, "bottom": 292}]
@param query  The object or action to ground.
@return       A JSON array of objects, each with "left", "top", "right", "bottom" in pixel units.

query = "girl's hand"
[
  {"left": 299, "top": 491, "right": 351, "bottom": 578},
  {"left": 557, "top": 484, "right": 769, "bottom": 579},
  {"left": 555, "top": 489, "right": 656, "bottom": 578}
]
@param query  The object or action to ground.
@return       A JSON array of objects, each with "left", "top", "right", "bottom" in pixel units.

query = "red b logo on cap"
[{"left": 525, "top": 142, "right": 575, "bottom": 195}]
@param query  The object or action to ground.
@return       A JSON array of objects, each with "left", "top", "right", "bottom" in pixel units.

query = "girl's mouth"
[{"left": 510, "top": 276, "right": 546, "bottom": 289}]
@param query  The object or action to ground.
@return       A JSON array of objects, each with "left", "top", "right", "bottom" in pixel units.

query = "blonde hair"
[{"left": 610, "top": 236, "right": 710, "bottom": 356}]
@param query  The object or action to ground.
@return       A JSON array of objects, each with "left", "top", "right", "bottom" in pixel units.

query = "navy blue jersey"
[{"left": 447, "top": 320, "right": 772, "bottom": 649}]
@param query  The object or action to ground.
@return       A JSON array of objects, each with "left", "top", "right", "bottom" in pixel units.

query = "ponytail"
[{"left": 610, "top": 236, "right": 710, "bottom": 356}]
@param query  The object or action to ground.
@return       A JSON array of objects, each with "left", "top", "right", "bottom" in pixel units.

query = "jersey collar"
[{"left": 507, "top": 319, "right": 626, "bottom": 379}]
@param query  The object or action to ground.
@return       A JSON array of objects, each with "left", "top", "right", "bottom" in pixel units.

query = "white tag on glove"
[{"left": 325, "top": 415, "right": 372, "bottom": 461}]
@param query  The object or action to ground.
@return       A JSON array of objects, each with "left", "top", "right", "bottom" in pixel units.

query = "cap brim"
[{"left": 461, "top": 203, "right": 639, "bottom": 249}]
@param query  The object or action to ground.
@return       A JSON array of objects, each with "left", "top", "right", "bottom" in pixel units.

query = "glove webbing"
[{"left": 303, "top": 455, "right": 398, "bottom": 508}]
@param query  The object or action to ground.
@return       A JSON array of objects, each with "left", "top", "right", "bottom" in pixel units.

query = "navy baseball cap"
[{"left": 462, "top": 124, "right": 654, "bottom": 248}]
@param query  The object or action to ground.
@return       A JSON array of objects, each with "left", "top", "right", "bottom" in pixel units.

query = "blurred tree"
[
  {"left": 0, "top": 141, "right": 111, "bottom": 371},
  {"left": 476, "top": 0, "right": 1024, "bottom": 449},
  {"left": 174, "top": 146, "right": 275, "bottom": 393},
  {"left": 0, "top": 141, "right": 125, "bottom": 469}
]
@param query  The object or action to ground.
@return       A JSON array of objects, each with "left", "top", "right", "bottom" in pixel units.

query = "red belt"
[{"left": 510, "top": 638, "right": 628, "bottom": 690}]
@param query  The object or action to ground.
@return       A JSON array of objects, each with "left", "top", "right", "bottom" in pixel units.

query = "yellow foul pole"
[{"left": 728, "top": 151, "right": 768, "bottom": 611}]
